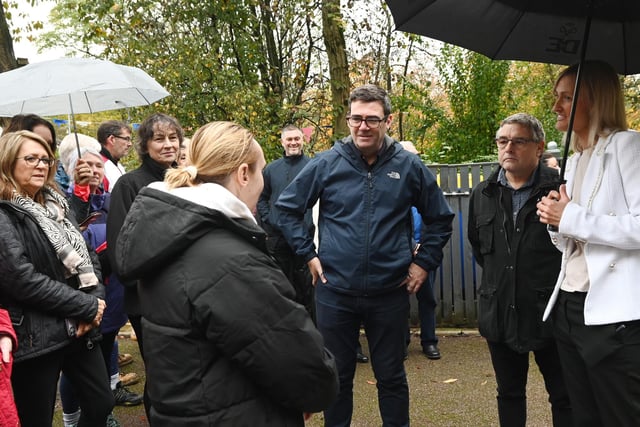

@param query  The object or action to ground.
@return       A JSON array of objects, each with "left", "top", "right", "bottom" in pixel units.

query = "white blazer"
[{"left": 543, "top": 130, "right": 640, "bottom": 325}]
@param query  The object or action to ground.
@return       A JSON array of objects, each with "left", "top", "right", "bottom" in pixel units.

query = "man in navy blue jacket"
[
  {"left": 276, "top": 85, "right": 454, "bottom": 427},
  {"left": 257, "top": 125, "right": 315, "bottom": 316}
]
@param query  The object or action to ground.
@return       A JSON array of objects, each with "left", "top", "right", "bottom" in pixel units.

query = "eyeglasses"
[
  {"left": 112, "top": 135, "right": 132, "bottom": 142},
  {"left": 17, "top": 156, "right": 55, "bottom": 167},
  {"left": 495, "top": 137, "right": 536, "bottom": 148},
  {"left": 346, "top": 116, "right": 388, "bottom": 129}
]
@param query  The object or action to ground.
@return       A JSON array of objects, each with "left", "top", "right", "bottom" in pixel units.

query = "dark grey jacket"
[
  {"left": 257, "top": 153, "right": 314, "bottom": 239},
  {"left": 468, "top": 164, "right": 561, "bottom": 352}
]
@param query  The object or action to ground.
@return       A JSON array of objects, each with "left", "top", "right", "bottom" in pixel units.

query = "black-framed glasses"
[
  {"left": 495, "top": 137, "right": 536, "bottom": 148},
  {"left": 112, "top": 135, "right": 132, "bottom": 142},
  {"left": 346, "top": 116, "right": 388, "bottom": 129},
  {"left": 17, "top": 156, "right": 55, "bottom": 167}
]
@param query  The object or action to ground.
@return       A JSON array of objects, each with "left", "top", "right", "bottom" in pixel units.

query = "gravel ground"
[{"left": 55, "top": 330, "right": 555, "bottom": 426}]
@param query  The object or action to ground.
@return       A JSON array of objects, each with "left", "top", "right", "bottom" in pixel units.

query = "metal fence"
[{"left": 409, "top": 162, "right": 499, "bottom": 328}]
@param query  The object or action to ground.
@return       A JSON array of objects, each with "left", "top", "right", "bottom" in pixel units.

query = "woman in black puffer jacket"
[{"left": 116, "top": 121, "right": 338, "bottom": 426}]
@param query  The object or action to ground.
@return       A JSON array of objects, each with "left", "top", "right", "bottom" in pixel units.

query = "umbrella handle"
[
  {"left": 559, "top": 0, "right": 594, "bottom": 181},
  {"left": 68, "top": 94, "right": 82, "bottom": 159}
]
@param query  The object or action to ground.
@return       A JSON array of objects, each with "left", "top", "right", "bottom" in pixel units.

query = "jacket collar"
[
  {"left": 100, "top": 146, "right": 118, "bottom": 165},
  {"left": 140, "top": 154, "right": 173, "bottom": 180},
  {"left": 337, "top": 134, "right": 397, "bottom": 168},
  {"left": 483, "top": 162, "right": 560, "bottom": 197}
]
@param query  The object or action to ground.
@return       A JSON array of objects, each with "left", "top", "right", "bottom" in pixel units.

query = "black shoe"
[
  {"left": 356, "top": 351, "right": 369, "bottom": 363},
  {"left": 113, "top": 382, "right": 143, "bottom": 406},
  {"left": 423, "top": 344, "right": 441, "bottom": 360}
]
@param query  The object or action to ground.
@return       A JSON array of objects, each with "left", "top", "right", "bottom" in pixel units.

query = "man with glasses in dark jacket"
[
  {"left": 276, "top": 84, "right": 454, "bottom": 427},
  {"left": 468, "top": 113, "right": 572, "bottom": 426}
]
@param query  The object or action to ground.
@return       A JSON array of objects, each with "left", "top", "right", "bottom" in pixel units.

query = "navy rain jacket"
[{"left": 276, "top": 136, "right": 454, "bottom": 296}]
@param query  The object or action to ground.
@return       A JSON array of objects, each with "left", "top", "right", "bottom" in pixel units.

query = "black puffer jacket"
[
  {"left": 0, "top": 202, "right": 102, "bottom": 362},
  {"left": 468, "top": 164, "right": 561, "bottom": 353},
  {"left": 115, "top": 186, "right": 338, "bottom": 426}
]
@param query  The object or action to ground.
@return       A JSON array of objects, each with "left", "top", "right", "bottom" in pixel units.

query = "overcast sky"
[{"left": 11, "top": 1, "right": 65, "bottom": 63}]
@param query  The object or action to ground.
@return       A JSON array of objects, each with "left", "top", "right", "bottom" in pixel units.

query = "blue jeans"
[{"left": 316, "top": 284, "right": 410, "bottom": 427}]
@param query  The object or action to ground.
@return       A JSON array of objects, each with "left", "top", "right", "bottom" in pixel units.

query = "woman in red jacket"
[{"left": 0, "top": 308, "right": 19, "bottom": 427}]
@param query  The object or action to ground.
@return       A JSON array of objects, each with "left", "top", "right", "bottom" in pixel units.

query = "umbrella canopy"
[
  {"left": 385, "top": 0, "right": 640, "bottom": 75},
  {"left": 386, "top": 0, "right": 640, "bottom": 181},
  {"left": 0, "top": 57, "right": 170, "bottom": 117}
]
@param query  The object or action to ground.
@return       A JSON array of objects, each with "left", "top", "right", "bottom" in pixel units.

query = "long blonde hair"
[
  {"left": 0, "top": 130, "right": 57, "bottom": 203},
  {"left": 555, "top": 61, "right": 627, "bottom": 152},
  {"left": 164, "top": 121, "right": 259, "bottom": 189}
]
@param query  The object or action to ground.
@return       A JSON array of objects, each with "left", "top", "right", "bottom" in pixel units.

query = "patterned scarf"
[{"left": 12, "top": 186, "right": 98, "bottom": 290}]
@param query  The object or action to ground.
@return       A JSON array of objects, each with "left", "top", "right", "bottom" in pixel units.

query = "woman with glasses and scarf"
[{"left": 0, "top": 130, "right": 113, "bottom": 426}]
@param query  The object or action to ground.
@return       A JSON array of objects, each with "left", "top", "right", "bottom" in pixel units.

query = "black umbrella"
[{"left": 385, "top": 0, "right": 640, "bottom": 179}]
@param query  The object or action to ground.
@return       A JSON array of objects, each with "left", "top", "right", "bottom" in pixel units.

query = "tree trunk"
[
  {"left": 0, "top": 7, "right": 17, "bottom": 72},
  {"left": 322, "top": 0, "right": 350, "bottom": 139}
]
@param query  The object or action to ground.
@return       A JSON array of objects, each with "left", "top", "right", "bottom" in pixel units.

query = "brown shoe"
[
  {"left": 118, "top": 353, "right": 134, "bottom": 367},
  {"left": 119, "top": 372, "right": 140, "bottom": 386}
]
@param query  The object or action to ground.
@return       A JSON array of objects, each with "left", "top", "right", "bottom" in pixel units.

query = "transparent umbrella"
[{"left": 0, "top": 57, "right": 170, "bottom": 155}]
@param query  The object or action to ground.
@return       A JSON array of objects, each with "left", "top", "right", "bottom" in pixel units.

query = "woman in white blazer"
[{"left": 537, "top": 60, "right": 640, "bottom": 427}]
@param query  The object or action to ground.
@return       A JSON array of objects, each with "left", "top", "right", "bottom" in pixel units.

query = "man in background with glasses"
[
  {"left": 276, "top": 84, "right": 453, "bottom": 427},
  {"left": 97, "top": 120, "right": 133, "bottom": 192},
  {"left": 468, "top": 113, "right": 572, "bottom": 426}
]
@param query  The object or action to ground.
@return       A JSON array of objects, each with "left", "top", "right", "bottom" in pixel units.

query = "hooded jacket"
[
  {"left": 275, "top": 136, "right": 454, "bottom": 295},
  {"left": 115, "top": 183, "right": 338, "bottom": 426},
  {"left": 468, "top": 163, "right": 561, "bottom": 352}
]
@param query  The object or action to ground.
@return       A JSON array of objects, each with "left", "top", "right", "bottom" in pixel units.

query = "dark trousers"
[
  {"left": 553, "top": 290, "right": 640, "bottom": 427},
  {"left": 60, "top": 329, "right": 119, "bottom": 413},
  {"left": 316, "top": 284, "right": 409, "bottom": 427},
  {"left": 129, "top": 313, "right": 152, "bottom": 422},
  {"left": 407, "top": 271, "right": 438, "bottom": 347},
  {"left": 12, "top": 339, "right": 114, "bottom": 427},
  {"left": 486, "top": 341, "right": 572, "bottom": 427},
  {"left": 268, "top": 236, "right": 315, "bottom": 320}
]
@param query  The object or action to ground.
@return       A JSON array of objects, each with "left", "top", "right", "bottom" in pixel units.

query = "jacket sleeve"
[
  {"left": 68, "top": 185, "right": 91, "bottom": 224},
  {"left": 256, "top": 166, "right": 272, "bottom": 227},
  {"left": 193, "top": 255, "right": 338, "bottom": 413},
  {"left": 0, "top": 212, "right": 99, "bottom": 323},
  {"left": 467, "top": 187, "right": 483, "bottom": 267},
  {"left": 275, "top": 158, "right": 323, "bottom": 262},
  {"left": 0, "top": 309, "right": 17, "bottom": 350},
  {"left": 413, "top": 163, "right": 455, "bottom": 272},
  {"left": 107, "top": 178, "right": 139, "bottom": 286},
  {"left": 558, "top": 134, "right": 640, "bottom": 249}
]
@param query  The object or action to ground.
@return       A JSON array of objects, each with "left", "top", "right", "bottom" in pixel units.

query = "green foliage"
[
  {"left": 502, "top": 62, "right": 564, "bottom": 146},
  {"left": 39, "top": 0, "right": 331, "bottom": 162},
  {"left": 433, "top": 45, "right": 509, "bottom": 163},
  {"left": 26, "top": 1, "right": 640, "bottom": 167}
]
